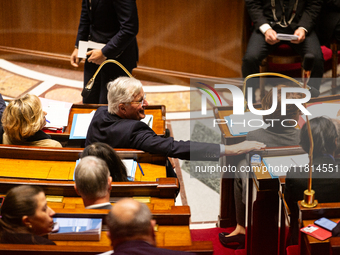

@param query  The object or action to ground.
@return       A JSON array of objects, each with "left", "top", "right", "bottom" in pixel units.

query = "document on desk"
[
  {"left": 263, "top": 153, "right": 309, "bottom": 178},
  {"left": 298, "top": 103, "right": 340, "bottom": 127},
  {"left": 40, "top": 97, "right": 72, "bottom": 131},
  {"left": 48, "top": 218, "right": 102, "bottom": 241},
  {"left": 225, "top": 112, "right": 269, "bottom": 136},
  {"left": 70, "top": 111, "right": 96, "bottom": 139},
  {"left": 122, "top": 159, "right": 137, "bottom": 181}
]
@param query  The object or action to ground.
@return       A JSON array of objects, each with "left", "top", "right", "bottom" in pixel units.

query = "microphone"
[{"left": 302, "top": 54, "right": 320, "bottom": 97}]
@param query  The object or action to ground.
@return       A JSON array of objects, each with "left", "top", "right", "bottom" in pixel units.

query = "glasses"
[{"left": 124, "top": 94, "right": 146, "bottom": 106}]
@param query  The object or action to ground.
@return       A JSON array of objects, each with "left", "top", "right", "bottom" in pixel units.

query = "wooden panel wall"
[
  {"left": 137, "top": 0, "right": 247, "bottom": 77},
  {"left": 0, "top": 0, "right": 81, "bottom": 55},
  {"left": 0, "top": 0, "right": 248, "bottom": 78}
]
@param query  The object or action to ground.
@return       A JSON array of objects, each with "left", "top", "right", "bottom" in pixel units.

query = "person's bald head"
[
  {"left": 111, "top": 198, "right": 141, "bottom": 223},
  {"left": 106, "top": 198, "right": 154, "bottom": 246}
]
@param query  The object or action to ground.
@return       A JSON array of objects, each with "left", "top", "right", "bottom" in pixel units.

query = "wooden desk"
[
  {"left": 0, "top": 240, "right": 213, "bottom": 255},
  {"left": 48, "top": 104, "right": 166, "bottom": 146},
  {"left": 49, "top": 209, "right": 193, "bottom": 250},
  {"left": 47, "top": 197, "right": 177, "bottom": 210},
  {"left": 0, "top": 144, "right": 179, "bottom": 198},
  {"left": 0, "top": 208, "right": 213, "bottom": 254},
  {"left": 244, "top": 146, "right": 305, "bottom": 255},
  {"left": 0, "top": 178, "right": 178, "bottom": 199},
  {"left": 298, "top": 202, "right": 340, "bottom": 255},
  {"left": 49, "top": 206, "right": 191, "bottom": 226}
]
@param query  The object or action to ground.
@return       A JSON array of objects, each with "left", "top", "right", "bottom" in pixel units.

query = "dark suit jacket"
[
  {"left": 285, "top": 155, "right": 340, "bottom": 243},
  {"left": 85, "top": 106, "right": 220, "bottom": 161},
  {"left": 245, "top": 0, "right": 323, "bottom": 32},
  {"left": 317, "top": 0, "right": 340, "bottom": 46},
  {"left": 112, "top": 240, "right": 195, "bottom": 255},
  {"left": 75, "top": 0, "right": 138, "bottom": 60}
]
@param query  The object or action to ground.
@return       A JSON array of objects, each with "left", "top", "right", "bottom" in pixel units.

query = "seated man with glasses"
[{"left": 85, "top": 77, "right": 265, "bottom": 178}]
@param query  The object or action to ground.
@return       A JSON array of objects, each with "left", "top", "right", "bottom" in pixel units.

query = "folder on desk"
[
  {"left": 225, "top": 112, "right": 269, "bottom": 136},
  {"left": 263, "top": 154, "right": 309, "bottom": 178},
  {"left": 70, "top": 111, "right": 96, "bottom": 139},
  {"left": 48, "top": 218, "right": 102, "bottom": 241},
  {"left": 300, "top": 224, "right": 332, "bottom": 241},
  {"left": 122, "top": 159, "right": 137, "bottom": 181}
]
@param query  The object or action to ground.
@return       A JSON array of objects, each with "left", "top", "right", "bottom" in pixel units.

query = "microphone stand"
[
  {"left": 242, "top": 71, "right": 317, "bottom": 207},
  {"left": 242, "top": 72, "right": 307, "bottom": 111},
  {"left": 300, "top": 70, "right": 317, "bottom": 208},
  {"left": 81, "top": 59, "right": 133, "bottom": 99}
]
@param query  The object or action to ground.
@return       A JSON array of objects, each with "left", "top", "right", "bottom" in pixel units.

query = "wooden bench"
[{"left": 0, "top": 144, "right": 178, "bottom": 199}]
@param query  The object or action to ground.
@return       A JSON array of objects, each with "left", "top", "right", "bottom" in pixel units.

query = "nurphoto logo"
[{"left": 198, "top": 84, "right": 311, "bottom": 116}]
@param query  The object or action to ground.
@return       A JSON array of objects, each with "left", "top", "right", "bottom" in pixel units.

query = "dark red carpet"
[
  {"left": 190, "top": 227, "right": 246, "bottom": 255},
  {"left": 266, "top": 46, "right": 337, "bottom": 77}
]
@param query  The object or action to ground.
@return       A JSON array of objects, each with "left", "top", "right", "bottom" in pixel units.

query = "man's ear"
[
  {"left": 118, "top": 103, "right": 127, "bottom": 114},
  {"left": 108, "top": 176, "right": 112, "bottom": 191},
  {"left": 74, "top": 184, "right": 80, "bottom": 196},
  {"left": 149, "top": 220, "right": 157, "bottom": 245}
]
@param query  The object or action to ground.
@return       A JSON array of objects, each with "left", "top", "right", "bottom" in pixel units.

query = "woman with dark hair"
[
  {"left": 285, "top": 116, "right": 340, "bottom": 244},
  {"left": 0, "top": 185, "right": 56, "bottom": 244},
  {"left": 81, "top": 142, "right": 128, "bottom": 182}
]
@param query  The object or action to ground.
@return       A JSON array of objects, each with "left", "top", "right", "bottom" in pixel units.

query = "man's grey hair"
[
  {"left": 107, "top": 77, "right": 143, "bottom": 114},
  {"left": 106, "top": 199, "right": 151, "bottom": 239},
  {"left": 74, "top": 156, "right": 110, "bottom": 200}
]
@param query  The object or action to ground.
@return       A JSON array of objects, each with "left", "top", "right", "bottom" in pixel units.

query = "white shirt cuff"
[
  {"left": 220, "top": 144, "right": 226, "bottom": 157},
  {"left": 298, "top": 27, "right": 308, "bottom": 33},
  {"left": 259, "top": 24, "right": 272, "bottom": 34}
]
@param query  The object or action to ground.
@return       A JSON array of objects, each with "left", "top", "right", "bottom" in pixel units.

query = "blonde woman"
[{"left": 0, "top": 94, "right": 62, "bottom": 147}]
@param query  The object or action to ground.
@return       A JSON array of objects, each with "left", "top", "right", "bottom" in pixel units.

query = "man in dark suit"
[
  {"left": 105, "top": 198, "right": 195, "bottom": 255},
  {"left": 242, "top": 0, "right": 324, "bottom": 95},
  {"left": 70, "top": 0, "right": 139, "bottom": 104},
  {"left": 317, "top": 0, "right": 340, "bottom": 46},
  {"left": 74, "top": 156, "right": 113, "bottom": 209},
  {"left": 85, "top": 77, "right": 266, "bottom": 178}
]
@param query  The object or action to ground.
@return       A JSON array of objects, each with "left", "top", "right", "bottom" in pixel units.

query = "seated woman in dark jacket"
[
  {"left": 0, "top": 185, "right": 56, "bottom": 245},
  {"left": 285, "top": 116, "right": 340, "bottom": 244}
]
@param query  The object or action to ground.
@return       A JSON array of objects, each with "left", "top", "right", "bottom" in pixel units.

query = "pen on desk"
[
  {"left": 138, "top": 162, "right": 145, "bottom": 176},
  {"left": 148, "top": 116, "right": 153, "bottom": 127}
]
